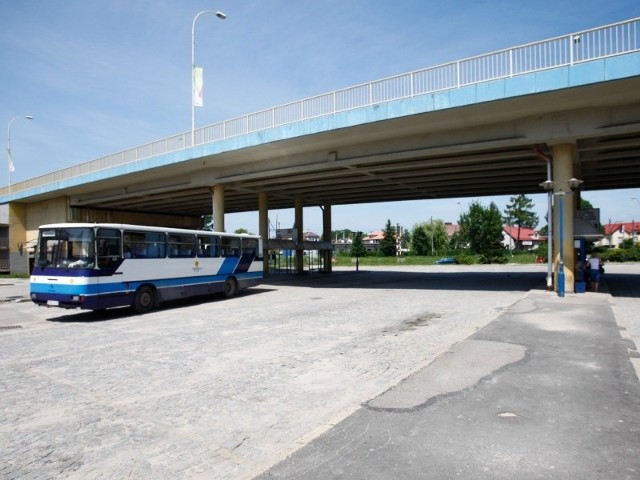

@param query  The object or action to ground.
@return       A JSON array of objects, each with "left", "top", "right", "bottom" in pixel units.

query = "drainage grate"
[{"left": 0, "top": 325, "right": 23, "bottom": 331}]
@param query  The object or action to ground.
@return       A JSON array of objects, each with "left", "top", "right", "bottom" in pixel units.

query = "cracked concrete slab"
[{"left": 367, "top": 339, "right": 527, "bottom": 410}]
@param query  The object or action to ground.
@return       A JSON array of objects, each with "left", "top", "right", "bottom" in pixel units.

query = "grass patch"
[{"left": 333, "top": 253, "right": 539, "bottom": 267}]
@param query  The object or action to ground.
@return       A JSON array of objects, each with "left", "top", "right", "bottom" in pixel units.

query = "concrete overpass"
[{"left": 2, "top": 18, "right": 640, "bottom": 288}]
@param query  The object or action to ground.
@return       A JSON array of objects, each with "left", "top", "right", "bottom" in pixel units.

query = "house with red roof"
[
  {"left": 363, "top": 230, "right": 385, "bottom": 253},
  {"left": 597, "top": 222, "right": 640, "bottom": 248},
  {"left": 502, "top": 226, "right": 544, "bottom": 251}
]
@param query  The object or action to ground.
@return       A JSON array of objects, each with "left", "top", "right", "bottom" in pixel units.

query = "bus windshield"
[{"left": 37, "top": 227, "right": 96, "bottom": 269}]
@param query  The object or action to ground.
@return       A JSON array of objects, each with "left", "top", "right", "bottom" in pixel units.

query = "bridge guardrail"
[{"left": 3, "top": 17, "right": 638, "bottom": 197}]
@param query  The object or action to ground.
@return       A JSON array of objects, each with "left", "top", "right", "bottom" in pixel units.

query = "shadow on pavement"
[
  {"left": 602, "top": 272, "right": 640, "bottom": 298},
  {"left": 45, "top": 287, "right": 277, "bottom": 323},
  {"left": 266, "top": 269, "right": 547, "bottom": 292},
  {"left": 267, "top": 268, "right": 640, "bottom": 298}
]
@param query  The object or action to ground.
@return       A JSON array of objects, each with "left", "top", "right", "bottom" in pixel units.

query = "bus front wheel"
[
  {"left": 223, "top": 277, "right": 238, "bottom": 298},
  {"left": 133, "top": 286, "right": 155, "bottom": 314}
]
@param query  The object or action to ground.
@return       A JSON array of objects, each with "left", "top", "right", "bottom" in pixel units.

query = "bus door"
[{"left": 96, "top": 228, "right": 123, "bottom": 273}]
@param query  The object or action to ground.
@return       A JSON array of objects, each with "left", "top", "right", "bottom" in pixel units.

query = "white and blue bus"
[{"left": 30, "top": 223, "right": 263, "bottom": 313}]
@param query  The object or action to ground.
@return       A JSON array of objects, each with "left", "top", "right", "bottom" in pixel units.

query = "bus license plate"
[{"left": 47, "top": 300, "right": 59, "bottom": 306}]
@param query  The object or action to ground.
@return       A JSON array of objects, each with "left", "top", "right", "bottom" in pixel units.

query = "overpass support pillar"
[
  {"left": 258, "top": 192, "right": 269, "bottom": 278},
  {"left": 294, "top": 197, "right": 304, "bottom": 274},
  {"left": 552, "top": 143, "right": 577, "bottom": 294},
  {"left": 211, "top": 185, "right": 225, "bottom": 232},
  {"left": 322, "top": 203, "right": 332, "bottom": 273},
  {"left": 8, "top": 203, "right": 29, "bottom": 275}
]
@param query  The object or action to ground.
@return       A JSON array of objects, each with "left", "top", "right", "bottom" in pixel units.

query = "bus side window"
[
  {"left": 198, "top": 235, "right": 220, "bottom": 258},
  {"left": 97, "top": 228, "right": 122, "bottom": 268},
  {"left": 242, "top": 238, "right": 258, "bottom": 257},
  {"left": 221, "top": 237, "right": 239, "bottom": 258},
  {"left": 169, "top": 234, "right": 196, "bottom": 258},
  {"left": 124, "top": 231, "right": 166, "bottom": 259}
]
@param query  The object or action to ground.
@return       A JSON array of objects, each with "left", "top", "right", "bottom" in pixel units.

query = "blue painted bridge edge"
[{"left": 7, "top": 52, "right": 640, "bottom": 202}]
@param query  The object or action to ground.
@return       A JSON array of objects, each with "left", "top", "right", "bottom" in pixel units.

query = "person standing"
[{"left": 587, "top": 252, "right": 603, "bottom": 292}]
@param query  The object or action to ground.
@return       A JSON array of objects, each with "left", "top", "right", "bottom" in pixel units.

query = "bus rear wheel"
[
  {"left": 223, "top": 277, "right": 238, "bottom": 298},
  {"left": 133, "top": 285, "right": 155, "bottom": 314}
]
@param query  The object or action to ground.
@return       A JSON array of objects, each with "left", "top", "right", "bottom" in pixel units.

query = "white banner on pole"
[{"left": 193, "top": 66, "right": 204, "bottom": 107}]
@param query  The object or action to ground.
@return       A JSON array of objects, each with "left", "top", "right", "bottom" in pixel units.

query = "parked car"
[{"left": 434, "top": 257, "right": 456, "bottom": 264}]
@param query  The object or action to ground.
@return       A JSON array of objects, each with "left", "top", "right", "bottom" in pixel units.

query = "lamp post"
[
  {"left": 540, "top": 179, "right": 554, "bottom": 291},
  {"left": 7, "top": 115, "right": 34, "bottom": 194},
  {"left": 191, "top": 10, "right": 226, "bottom": 146},
  {"left": 535, "top": 145, "right": 554, "bottom": 291}
]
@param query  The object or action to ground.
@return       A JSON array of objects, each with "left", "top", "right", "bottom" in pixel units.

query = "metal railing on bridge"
[{"left": 6, "top": 17, "right": 639, "bottom": 196}]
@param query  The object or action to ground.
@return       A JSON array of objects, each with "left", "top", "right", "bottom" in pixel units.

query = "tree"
[
  {"left": 620, "top": 238, "right": 635, "bottom": 249},
  {"left": 580, "top": 198, "right": 594, "bottom": 210},
  {"left": 411, "top": 224, "right": 429, "bottom": 255},
  {"left": 401, "top": 229, "right": 411, "bottom": 251},
  {"left": 379, "top": 219, "right": 397, "bottom": 256},
  {"left": 448, "top": 230, "right": 467, "bottom": 251},
  {"left": 425, "top": 219, "right": 448, "bottom": 255},
  {"left": 503, "top": 194, "right": 539, "bottom": 250},
  {"left": 458, "top": 201, "right": 504, "bottom": 255},
  {"left": 350, "top": 231, "right": 367, "bottom": 257},
  {"left": 412, "top": 219, "right": 448, "bottom": 255}
]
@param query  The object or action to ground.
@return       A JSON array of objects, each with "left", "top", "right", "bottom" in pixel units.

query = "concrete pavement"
[
  {"left": 258, "top": 288, "right": 640, "bottom": 479},
  {"left": 1, "top": 265, "right": 639, "bottom": 479}
]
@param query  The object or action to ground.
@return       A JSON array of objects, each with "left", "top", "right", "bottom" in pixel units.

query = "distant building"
[
  {"left": 331, "top": 230, "right": 386, "bottom": 254},
  {"left": 363, "top": 230, "right": 384, "bottom": 253},
  {"left": 444, "top": 222, "right": 459, "bottom": 237},
  {"left": 597, "top": 222, "right": 640, "bottom": 248},
  {"left": 333, "top": 224, "right": 460, "bottom": 255},
  {"left": 332, "top": 237, "right": 352, "bottom": 255},
  {"left": 303, "top": 230, "right": 320, "bottom": 242},
  {"left": 275, "top": 229, "right": 320, "bottom": 242},
  {"left": 502, "top": 226, "right": 543, "bottom": 251}
]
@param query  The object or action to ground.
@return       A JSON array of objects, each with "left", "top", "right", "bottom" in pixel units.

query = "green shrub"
[
  {"left": 479, "top": 249, "right": 508, "bottom": 264},
  {"left": 602, "top": 246, "right": 640, "bottom": 262},
  {"left": 454, "top": 254, "right": 476, "bottom": 265}
]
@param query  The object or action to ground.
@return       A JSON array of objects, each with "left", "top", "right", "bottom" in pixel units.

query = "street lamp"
[
  {"left": 191, "top": 10, "right": 226, "bottom": 146},
  {"left": 7, "top": 115, "right": 34, "bottom": 194},
  {"left": 535, "top": 145, "right": 554, "bottom": 291},
  {"left": 539, "top": 179, "right": 554, "bottom": 291}
]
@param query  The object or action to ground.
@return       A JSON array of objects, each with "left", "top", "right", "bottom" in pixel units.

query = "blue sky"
[{"left": 2, "top": 1, "right": 640, "bottom": 235}]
